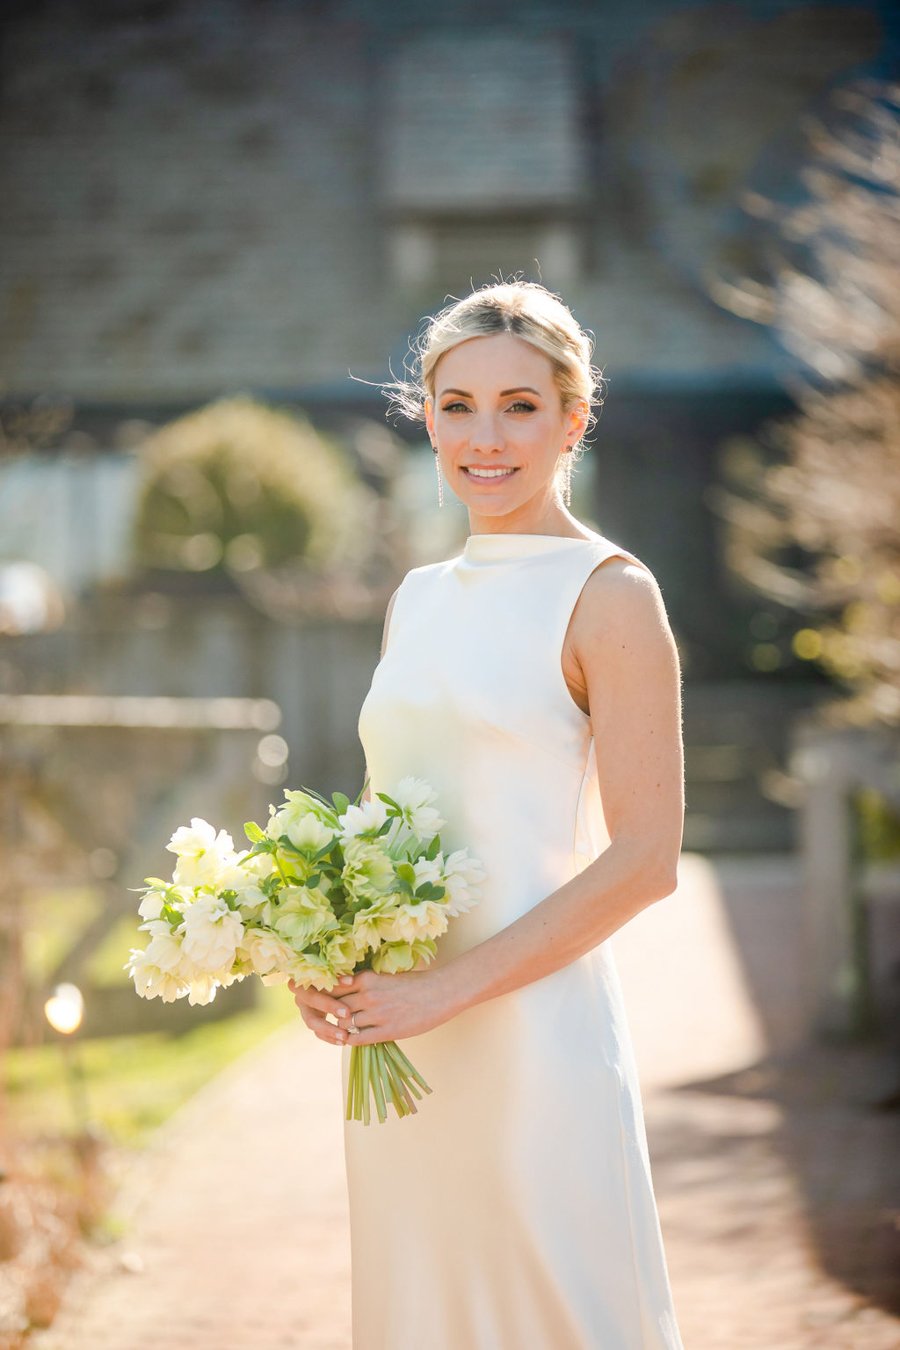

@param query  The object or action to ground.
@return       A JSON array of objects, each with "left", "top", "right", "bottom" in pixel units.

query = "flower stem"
[
  {"left": 361, "top": 1046, "right": 371, "bottom": 1125},
  {"left": 344, "top": 1040, "right": 432, "bottom": 1123},
  {"left": 386, "top": 1041, "right": 433, "bottom": 1096},
  {"left": 370, "top": 1045, "right": 388, "bottom": 1123}
]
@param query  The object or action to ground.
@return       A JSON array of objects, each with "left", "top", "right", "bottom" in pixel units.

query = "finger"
[
  {"left": 293, "top": 987, "right": 352, "bottom": 1020},
  {"left": 345, "top": 1025, "right": 385, "bottom": 1046},
  {"left": 337, "top": 971, "right": 371, "bottom": 994},
  {"left": 307, "top": 1011, "right": 349, "bottom": 1046}
]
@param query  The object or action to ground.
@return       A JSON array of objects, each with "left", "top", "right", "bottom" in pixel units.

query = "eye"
[
  {"left": 441, "top": 401, "right": 469, "bottom": 414},
  {"left": 507, "top": 400, "right": 536, "bottom": 413}
]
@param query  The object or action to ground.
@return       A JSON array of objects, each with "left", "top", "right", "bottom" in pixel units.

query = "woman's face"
[{"left": 424, "top": 332, "right": 588, "bottom": 529}]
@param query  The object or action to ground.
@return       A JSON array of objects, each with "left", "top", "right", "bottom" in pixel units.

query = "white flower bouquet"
[{"left": 125, "top": 776, "right": 485, "bottom": 1124}]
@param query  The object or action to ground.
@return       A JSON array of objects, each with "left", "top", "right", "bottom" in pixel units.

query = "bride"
[{"left": 291, "top": 280, "right": 685, "bottom": 1348}]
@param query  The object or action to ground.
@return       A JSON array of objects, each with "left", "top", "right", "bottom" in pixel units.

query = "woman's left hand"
[{"left": 333, "top": 965, "right": 458, "bottom": 1045}]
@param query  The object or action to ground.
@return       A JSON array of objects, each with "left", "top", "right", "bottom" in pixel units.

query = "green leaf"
[
  {"left": 414, "top": 882, "right": 445, "bottom": 902},
  {"left": 244, "top": 821, "right": 266, "bottom": 843},
  {"left": 425, "top": 834, "right": 441, "bottom": 860},
  {"left": 331, "top": 791, "right": 350, "bottom": 815},
  {"left": 301, "top": 784, "right": 335, "bottom": 811}
]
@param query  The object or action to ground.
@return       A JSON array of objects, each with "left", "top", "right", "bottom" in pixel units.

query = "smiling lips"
[{"left": 463, "top": 467, "right": 519, "bottom": 479}]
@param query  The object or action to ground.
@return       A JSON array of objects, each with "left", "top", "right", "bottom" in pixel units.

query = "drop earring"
[
  {"left": 432, "top": 444, "right": 444, "bottom": 508},
  {"left": 562, "top": 447, "right": 573, "bottom": 508}
]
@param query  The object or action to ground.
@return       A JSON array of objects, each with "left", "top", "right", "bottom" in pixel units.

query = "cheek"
[{"left": 437, "top": 423, "right": 465, "bottom": 453}]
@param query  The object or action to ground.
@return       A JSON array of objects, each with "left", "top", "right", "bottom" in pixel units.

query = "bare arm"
[
  {"left": 360, "top": 584, "right": 401, "bottom": 806},
  {"left": 437, "top": 559, "right": 685, "bottom": 1016}
]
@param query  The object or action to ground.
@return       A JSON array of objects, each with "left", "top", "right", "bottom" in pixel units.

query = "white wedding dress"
[{"left": 342, "top": 530, "right": 684, "bottom": 1349}]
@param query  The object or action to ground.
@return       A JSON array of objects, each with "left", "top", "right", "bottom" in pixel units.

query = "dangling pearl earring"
[
  {"left": 562, "top": 447, "right": 573, "bottom": 508},
  {"left": 432, "top": 444, "right": 444, "bottom": 508}
]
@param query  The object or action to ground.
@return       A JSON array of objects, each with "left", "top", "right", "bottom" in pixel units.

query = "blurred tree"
[
  {"left": 132, "top": 395, "right": 378, "bottom": 590},
  {"left": 706, "top": 78, "right": 900, "bottom": 727}
]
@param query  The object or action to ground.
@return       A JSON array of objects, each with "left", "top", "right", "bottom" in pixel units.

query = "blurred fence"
[
  {"left": 1, "top": 599, "right": 380, "bottom": 792},
  {"left": 0, "top": 694, "right": 283, "bottom": 1047}
]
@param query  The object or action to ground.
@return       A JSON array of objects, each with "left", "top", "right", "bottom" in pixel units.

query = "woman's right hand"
[{"left": 288, "top": 979, "right": 353, "bottom": 1047}]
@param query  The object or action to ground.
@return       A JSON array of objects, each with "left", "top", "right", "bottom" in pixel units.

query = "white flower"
[
  {"left": 266, "top": 791, "right": 335, "bottom": 852},
  {"left": 143, "top": 928, "right": 191, "bottom": 974},
  {"left": 342, "top": 837, "right": 396, "bottom": 902},
  {"left": 370, "top": 938, "right": 436, "bottom": 974},
  {"left": 259, "top": 969, "right": 291, "bottom": 987},
  {"left": 125, "top": 946, "right": 188, "bottom": 1002},
  {"left": 271, "top": 885, "right": 338, "bottom": 948},
  {"left": 351, "top": 904, "right": 389, "bottom": 954},
  {"left": 216, "top": 849, "right": 276, "bottom": 892},
  {"left": 410, "top": 856, "right": 444, "bottom": 891},
  {"left": 232, "top": 884, "right": 268, "bottom": 916},
  {"left": 186, "top": 972, "right": 220, "bottom": 1006},
  {"left": 378, "top": 900, "right": 449, "bottom": 944},
  {"left": 179, "top": 894, "right": 245, "bottom": 971},
  {"left": 441, "top": 849, "right": 486, "bottom": 917},
  {"left": 267, "top": 950, "right": 338, "bottom": 992},
  {"left": 137, "top": 884, "right": 195, "bottom": 934},
  {"left": 166, "top": 818, "right": 237, "bottom": 887},
  {"left": 337, "top": 797, "right": 389, "bottom": 843},
  {"left": 391, "top": 776, "right": 445, "bottom": 839},
  {"left": 371, "top": 940, "right": 417, "bottom": 974},
  {"left": 137, "top": 889, "right": 166, "bottom": 922},
  {"left": 216, "top": 852, "right": 272, "bottom": 914},
  {"left": 239, "top": 927, "right": 296, "bottom": 978},
  {"left": 322, "top": 929, "right": 367, "bottom": 973},
  {"left": 139, "top": 917, "right": 174, "bottom": 940}
]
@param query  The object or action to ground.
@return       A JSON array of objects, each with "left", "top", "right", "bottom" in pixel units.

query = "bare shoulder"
[
  {"left": 561, "top": 556, "right": 676, "bottom": 716},
  {"left": 577, "top": 555, "right": 668, "bottom": 630}
]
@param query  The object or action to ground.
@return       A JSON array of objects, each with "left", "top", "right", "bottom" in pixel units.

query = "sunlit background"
[{"left": 0, "top": 1, "right": 898, "bottom": 1346}]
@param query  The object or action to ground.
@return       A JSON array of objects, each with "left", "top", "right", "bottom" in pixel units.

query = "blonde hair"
[{"left": 384, "top": 281, "right": 606, "bottom": 475}]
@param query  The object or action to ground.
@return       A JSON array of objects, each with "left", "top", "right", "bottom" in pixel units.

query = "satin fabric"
[{"left": 342, "top": 530, "right": 684, "bottom": 1349}]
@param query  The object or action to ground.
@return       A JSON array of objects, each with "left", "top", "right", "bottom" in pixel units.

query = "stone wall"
[{"left": 0, "top": 0, "right": 887, "bottom": 399}]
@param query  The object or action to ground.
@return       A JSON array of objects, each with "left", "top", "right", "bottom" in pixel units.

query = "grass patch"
[{"left": 4, "top": 981, "right": 298, "bottom": 1148}]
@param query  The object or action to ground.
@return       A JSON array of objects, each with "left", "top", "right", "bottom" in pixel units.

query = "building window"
[{"left": 378, "top": 33, "right": 588, "bottom": 293}]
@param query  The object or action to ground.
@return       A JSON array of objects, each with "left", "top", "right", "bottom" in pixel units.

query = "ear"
[
  {"left": 565, "top": 398, "right": 590, "bottom": 446},
  {"left": 424, "top": 396, "right": 435, "bottom": 443}
]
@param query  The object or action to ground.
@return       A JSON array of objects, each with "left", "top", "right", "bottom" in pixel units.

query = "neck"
[{"left": 468, "top": 503, "right": 581, "bottom": 538}]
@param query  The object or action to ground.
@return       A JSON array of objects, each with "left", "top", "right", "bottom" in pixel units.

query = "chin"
[{"left": 467, "top": 502, "right": 521, "bottom": 517}]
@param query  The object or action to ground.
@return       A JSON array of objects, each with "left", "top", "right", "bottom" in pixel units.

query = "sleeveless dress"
[{"left": 343, "top": 529, "right": 684, "bottom": 1350}]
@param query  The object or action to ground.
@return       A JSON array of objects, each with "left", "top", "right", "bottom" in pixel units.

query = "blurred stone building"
[{"left": 1, "top": 0, "right": 897, "bottom": 842}]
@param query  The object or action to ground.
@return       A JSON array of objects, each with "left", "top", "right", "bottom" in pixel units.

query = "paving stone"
[{"left": 33, "top": 853, "right": 900, "bottom": 1348}]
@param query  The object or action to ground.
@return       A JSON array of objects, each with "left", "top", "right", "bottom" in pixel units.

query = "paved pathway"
[{"left": 35, "top": 853, "right": 900, "bottom": 1349}]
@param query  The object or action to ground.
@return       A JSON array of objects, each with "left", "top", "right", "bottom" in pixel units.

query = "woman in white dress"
[{"left": 290, "top": 281, "right": 686, "bottom": 1349}]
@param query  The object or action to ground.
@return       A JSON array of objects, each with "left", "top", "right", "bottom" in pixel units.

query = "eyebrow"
[{"left": 438, "top": 386, "right": 542, "bottom": 399}]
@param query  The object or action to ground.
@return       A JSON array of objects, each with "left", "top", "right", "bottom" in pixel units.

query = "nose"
[{"left": 467, "top": 412, "right": 505, "bottom": 454}]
